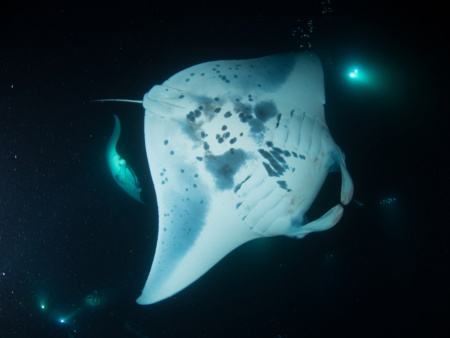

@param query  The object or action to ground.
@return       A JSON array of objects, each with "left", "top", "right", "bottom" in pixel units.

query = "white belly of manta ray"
[{"left": 105, "top": 52, "right": 354, "bottom": 305}]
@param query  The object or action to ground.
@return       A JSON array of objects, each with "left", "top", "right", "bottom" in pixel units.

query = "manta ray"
[
  {"left": 101, "top": 52, "right": 353, "bottom": 305},
  {"left": 106, "top": 114, "right": 143, "bottom": 203}
]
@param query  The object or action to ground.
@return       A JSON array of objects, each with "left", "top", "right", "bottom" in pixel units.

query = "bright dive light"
[
  {"left": 349, "top": 68, "right": 359, "bottom": 79},
  {"left": 38, "top": 298, "right": 47, "bottom": 311},
  {"left": 58, "top": 318, "right": 66, "bottom": 324}
]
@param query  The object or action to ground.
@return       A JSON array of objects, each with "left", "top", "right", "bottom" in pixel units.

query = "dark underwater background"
[{"left": 0, "top": 2, "right": 448, "bottom": 337}]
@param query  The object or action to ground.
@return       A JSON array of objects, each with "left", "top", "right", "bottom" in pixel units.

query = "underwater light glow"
[
  {"left": 37, "top": 297, "right": 47, "bottom": 312},
  {"left": 58, "top": 317, "right": 66, "bottom": 324},
  {"left": 349, "top": 68, "right": 359, "bottom": 79},
  {"left": 345, "top": 65, "right": 376, "bottom": 86}
]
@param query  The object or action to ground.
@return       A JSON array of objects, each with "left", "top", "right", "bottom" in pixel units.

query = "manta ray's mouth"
[{"left": 304, "top": 172, "right": 342, "bottom": 224}]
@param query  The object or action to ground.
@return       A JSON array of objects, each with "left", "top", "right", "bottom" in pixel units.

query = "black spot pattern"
[
  {"left": 233, "top": 175, "right": 251, "bottom": 193},
  {"left": 258, "top": 149, "right": 286, "bottom": 177},
  {"left": 231, "top": 101, "right": 279, "bottom": 138},
  {"left": 238, "top": 110, "right": 253, "bottom": 123},
  {"left": 186, "top": 111, "right": 196, "bottom": 122},
  {"left": 270, "top": 148, "right": 287, "bottom": 165},
  {"left": 248, "top": 119, "right": 264, "bottom": 134},
  {"left": 277, "top": 180, "right": 291, "bottom": 192},
  {"left": 276, "top": 114, "right": 281, "bottom": 128},
  {"left": 205, "top": 149, "right": 247, "bottom": 190},
  {"left": 254, "top": 101, "right": 277, "bottom": 122}
]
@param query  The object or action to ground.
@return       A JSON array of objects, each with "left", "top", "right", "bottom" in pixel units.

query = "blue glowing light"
[
  {"left": 348, "top": 68, "right": 359, "bottom": 79},
  {"left": 58, "top": 318, "right": 66, "bottom": 324},
  {"left": 37, "top": 298, "right": 47, "bottom": 311},
  {"left": 345, "top": 65, "right": 374, "bottom": 86}
]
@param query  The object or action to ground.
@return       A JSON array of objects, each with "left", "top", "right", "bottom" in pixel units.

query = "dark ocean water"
[{"left": 0, "top": 2, "right": 448, "bottom": 338}]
